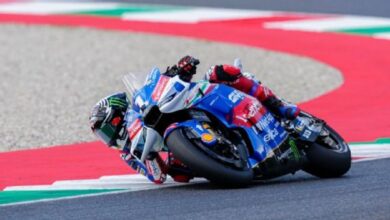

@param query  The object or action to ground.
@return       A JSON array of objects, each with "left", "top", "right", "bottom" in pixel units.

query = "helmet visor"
[{"left": 94, "top": 122, "right": 118, "bottom": 147}]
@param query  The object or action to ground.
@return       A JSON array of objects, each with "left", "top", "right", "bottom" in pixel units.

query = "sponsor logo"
[
  {"left": 108, "top": 97, "right": 127, "bottom": 108},
  {"left": 303, "top": 130, "right": 312, "bottom": 139},
  {"left": 147, "top": 159, "right": 161, "bottom": 178},
  {"left": 201, "top": 133, "right": 215, "bottom": 143},
  {"left": 247, "top": 102, "right": 261, "bottom": 118},
  {"left": 295, "top": 120, "right": 305, "bottom": 132},
  {"left": 228, "top": 90, "right": 244, "bottom": 103},
  {"left": 127, "top": 119, "right": 142, "bottom": 140},
  {"left": 288, "top": 139, "right": 300, "bottom": 161},
  {"left": 255, "top": 113, "right": 274, "bottom": 131},
  {"left": 263, "top": 128, "right": 279, "bottom": 142},
  {"left": 152, "top": 76, "right": 169, "bottom": 101},
  {"left": 196, "top": 124, "right": 203, "bottom": 131}
]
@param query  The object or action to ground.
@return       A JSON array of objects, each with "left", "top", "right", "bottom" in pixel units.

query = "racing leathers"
[{"left": 206, "top": 64, "right": 300, "bottom": 120}]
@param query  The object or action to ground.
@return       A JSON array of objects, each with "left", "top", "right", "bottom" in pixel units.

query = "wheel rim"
[
  {"left": 183, "top": 128, "right": 248, "bottom": 170},
  {"left": 318, "top": 126, "right": 349, "bottom": 153}
]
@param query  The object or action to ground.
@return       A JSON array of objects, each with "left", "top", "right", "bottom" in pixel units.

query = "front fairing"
[
  {"left": 129, "top": 68, "right": 161, "bottom": 113},
  {"left": 125, "top": 109, "right": 164, "bottom": 161},
  {"left": 130, "top": 68, "right": 192, "bottom": 114},
  {"left": 124, "top": 109, "right": 144, "bottom": 157}
]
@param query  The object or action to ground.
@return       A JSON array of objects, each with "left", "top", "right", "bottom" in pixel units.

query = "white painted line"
[
  {"left": 265, "top": 16, "right": 390, "bottom": 32},
  {"left": 353, "top": 156, "right": 390, "bottom": 162},
  {"left": 350, "top": 143, "right": 390, "bottom": 158},
  {"left": 52, "top": 179, "right": 146, "bottom": 186},
  {"left": 122, "top": 8, "right": 275, "bottom": 23},
  {"left": 99, "top": 174, "right": 149, "bottom": 180},
  {"left": 0, "top": 2, "right": 119, "bottom": 15},
  {"left": 373, "top": 33, "right": 390, "bottom": 40},
  {"left": 3, "top": 184, "right": 152, "bottom": 191},
  {"left": 4, "top": 175, "right": 206, "bottom": 191}
]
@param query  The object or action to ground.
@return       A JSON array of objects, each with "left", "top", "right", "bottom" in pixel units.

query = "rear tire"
[
  {"left": 303, "top": 124, "right": 351, "bottom": 178},
  {"left": 166, "top": 128, "right": 253, "bottom": 187}
]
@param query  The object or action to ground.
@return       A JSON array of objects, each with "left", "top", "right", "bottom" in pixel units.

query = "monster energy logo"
[
  {"left": 288, "top": 139, "right": 300, "bottom": 161},
  {"left": 108, "top": 97, "right": 127, "bottom": 108}
]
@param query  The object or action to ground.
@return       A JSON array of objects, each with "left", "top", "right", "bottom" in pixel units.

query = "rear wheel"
[
  {"left": 165, "top": 128, "right": 253, "bottom": 187},
  {"left": 303, "top": 123, "right": 351, "bottom": 178}
]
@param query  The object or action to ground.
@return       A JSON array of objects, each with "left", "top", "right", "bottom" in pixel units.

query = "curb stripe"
[
  {"left": 0, "top": 189, "right": 120, "bottom": 205},
  {"left": 3, "top": 175, "right": 205, "bottom": 191},
  {"left": 0, "top": 2, "right": 119, "bottom": 14},
  {"left": 122, "top": 8, "right": 275, "bottom": 23},
  {"left": 265, "top": 16, "right": 390, "bottom": 31},
  {"left": 0, "top": 175, "right": 206, "bottom": 206},
  {"left": 70, "top": 5, "right": 189, "bottom": 17},
  {"left": 374, "top": 32, "right": 390, "bottom": 39},
  {"left": 335, "top": 26, "right": 390, "bottom": 35}
]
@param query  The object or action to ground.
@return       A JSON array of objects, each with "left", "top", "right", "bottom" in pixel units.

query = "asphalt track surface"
[
  {"left": 97, "top": 0, "right": 390, "bottom": 18},
  {"left": 2, "top": 159, "right": 389, "bottom": 220}
]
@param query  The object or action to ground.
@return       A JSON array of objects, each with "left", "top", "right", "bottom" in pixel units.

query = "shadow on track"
[{"left": 167, "top": 170, "right": 354, "bottom": 191}]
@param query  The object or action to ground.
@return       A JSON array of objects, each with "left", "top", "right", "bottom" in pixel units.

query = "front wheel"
[
  {"left": 303, "top": 124, "right": 351, "bottom": 178},
  {"left": 165, "top": 128, "right": 253, "bottom": 187}
]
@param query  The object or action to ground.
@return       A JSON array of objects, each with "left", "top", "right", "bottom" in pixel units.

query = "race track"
[
  {"left": 0, "top": 0, "right": 389, "bottom": 218},
  {"left": 1, "top": 159, "right": 389, "bottom": 220}
]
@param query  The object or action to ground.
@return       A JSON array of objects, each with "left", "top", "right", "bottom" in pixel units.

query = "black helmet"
[{"left": 89, "top": 92, "right": 130, "bottom": 149}]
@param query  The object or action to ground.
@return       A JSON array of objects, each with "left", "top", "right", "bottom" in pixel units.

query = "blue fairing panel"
[
  {"left": 163, "top": 119, "right": 217, "bottom": 146},
  {"left": 193, "top": 84, "right": 239, "bottom": 127},
  {"left": 192, "top": 83, "right": 288, "bottom": 165},
  {"left": 132, "top": 68, "right": 161, "bottom": 112}
]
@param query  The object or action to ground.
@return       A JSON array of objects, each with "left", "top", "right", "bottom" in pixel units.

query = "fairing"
[{"left": 123, "top": 68, "right": 289, "bottom": 170}]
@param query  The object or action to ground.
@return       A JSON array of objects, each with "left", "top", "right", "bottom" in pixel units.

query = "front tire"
[{"left": 166, "top": 128, "right": 253, "bottom": 186}]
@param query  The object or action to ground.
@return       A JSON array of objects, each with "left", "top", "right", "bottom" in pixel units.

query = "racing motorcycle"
[{"left": 122, "top": 67, "right": 351, "bottom": 186}]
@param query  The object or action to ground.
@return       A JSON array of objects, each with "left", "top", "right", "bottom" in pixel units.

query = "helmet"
[
  {"left": 89, "top": 92, "right": 130, "bottom": 149},
  {"left": 177, "top": 55, "right": 200, "bottom": 82}
]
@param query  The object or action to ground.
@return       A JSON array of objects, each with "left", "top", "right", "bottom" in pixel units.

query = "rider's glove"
[
  {"left": 206, "top": 65, "right": 242, "bottom": 84},
  {"left": 164, "top": 65, "right": 179, "bottom": 77},
  {"left": 177, "top": 55, "right": 200, "bottom": 82},
  {"left": 163, "top": 56, "right": 200, "bottom": 82}
]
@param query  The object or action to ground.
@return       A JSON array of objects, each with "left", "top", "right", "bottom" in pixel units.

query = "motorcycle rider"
[
  {"left": 165, "top": 55, "right": 300, "bottom": 120},
  {"left": 89, "top": 55, "right": 300, "bottom": 184}
]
